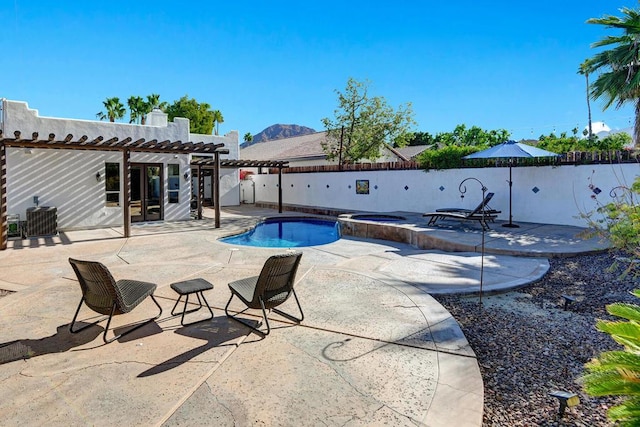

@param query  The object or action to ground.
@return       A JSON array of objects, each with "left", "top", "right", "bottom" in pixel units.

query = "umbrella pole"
[{"left": 502, "top": 162, "right": 519, "bottom": 228}]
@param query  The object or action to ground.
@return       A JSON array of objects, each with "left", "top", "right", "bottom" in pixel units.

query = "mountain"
[{"left": 246, "top": 124, "right": 316, "bottom": 146}]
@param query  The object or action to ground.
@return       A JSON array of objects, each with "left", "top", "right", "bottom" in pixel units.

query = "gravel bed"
[{"left": 434, "top": 251, "right": 639, "bottom": 426}]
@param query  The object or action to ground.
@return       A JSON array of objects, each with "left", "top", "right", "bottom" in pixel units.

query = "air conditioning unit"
[
  {"left": 26, "top": 207, "right": 57, "bottom": 237},
  {"left": 7, "top": 214, "right": 22, "bottom": 238}
]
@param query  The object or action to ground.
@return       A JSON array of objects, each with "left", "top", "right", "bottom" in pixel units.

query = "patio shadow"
[
  {"left": 137, "top": 316, "right": 251, "bottom": 377},
  {"left": 0, "top": 324, "right": 101, "bottom": 364}
]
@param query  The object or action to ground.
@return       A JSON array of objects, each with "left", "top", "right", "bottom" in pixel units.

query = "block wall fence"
[{"left": 249, "top": 163, "right": 640, "bottom": 227}]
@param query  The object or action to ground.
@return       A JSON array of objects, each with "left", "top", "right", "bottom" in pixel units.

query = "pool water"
[{"left": 220, "top": 218, "right": 340, "bottom": 247}]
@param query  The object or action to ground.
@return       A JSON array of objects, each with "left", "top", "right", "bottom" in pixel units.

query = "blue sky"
[{"left": 2, "top": 1, "right": 639, "bottom": 141}]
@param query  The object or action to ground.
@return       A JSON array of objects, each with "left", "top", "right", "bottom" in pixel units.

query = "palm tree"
[
  {"left": 212, "top": 110, "right": 224, "bottom": 135},
  {"left": 587, "top": 7, "right": 640, "bottom": 147},
  {"left": 139, "top": 94, "right": 162, "bottom": 125},
  {"left": 96, "top": 97, "right": 126, "bottom": 122},
  {"left": 146, "top": 93, "right": 161, "bottom": 109},
  {"left": 578, "top": 59, "right": 593, "bottom": 140},
  {"left": 127, "top": 96, "right": 145, "bottom": 124},
  {"left": 243, "top": 132, "right": 253, "bottom": 143}
]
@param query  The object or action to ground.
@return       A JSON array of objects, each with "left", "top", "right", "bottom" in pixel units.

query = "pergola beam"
[
  {"left": 191, "top": 157, "right": 290, "bottom": 215},
  {"left": 123, "top": 149, "right": 131, "bottom": 238},
  {"left": 0, "top": 143, "right": 7, "bottom": 250},
  {"left": 0, "top": 129, "right": 228, "bottom": 250},
  {"left": 0, "top": 131, "right": 225, "bottom": 154}
]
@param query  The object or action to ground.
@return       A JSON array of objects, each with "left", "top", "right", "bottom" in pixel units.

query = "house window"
[
  {"left": 168, "top": 164, "right": 180, "bottom": 203},
  {"left": 105, "top": 162, "right": 120, "bottom": 207}
]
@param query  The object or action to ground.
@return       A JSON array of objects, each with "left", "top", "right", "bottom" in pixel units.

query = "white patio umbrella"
[{"left": 463, "top": 140, "right": 560, "bottom": 227}]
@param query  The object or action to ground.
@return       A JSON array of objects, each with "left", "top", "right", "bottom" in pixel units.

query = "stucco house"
[
  {"left": 0, "top": 99, "right": 240, "bottom": 247},
  {"left": 239, "top": 130, "right": 425, "bottom": 169},
  {"left": 240, "top": 131, "right": 331, "bottom": 167}
]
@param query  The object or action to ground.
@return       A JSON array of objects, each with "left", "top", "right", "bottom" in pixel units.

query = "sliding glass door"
[{"left": 131, "top": 163, "right": 163, "bottom": 222}]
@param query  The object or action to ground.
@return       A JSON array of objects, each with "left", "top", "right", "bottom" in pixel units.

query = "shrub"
[
  {"left": 417, "top": 145, "right": 482, "bottom": 170},
  {"left": 581, "top": 176, "right": 640, "bottom": 425}
]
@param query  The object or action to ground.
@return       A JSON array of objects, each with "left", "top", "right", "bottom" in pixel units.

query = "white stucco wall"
[
  {"left": 190, "top": 130, "right": 240, "bottom": 206},
  {"left": 251, "top": 163, "right": 640, "bottom": 227},
  {"left": 1, "top": 99, "right": 242, "bottom": 230},
  {"left": 2, "top": 99, "right": 190, "bottom": 143},
  {"left": 6, "top": 148, "right": 192, "bottom": 229}
]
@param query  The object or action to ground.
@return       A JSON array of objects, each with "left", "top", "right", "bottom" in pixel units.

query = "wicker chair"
[
  {"left": 68, "top": 258, "right": 163, "bottom": 344},
  {"left": 225, "top": 252, "right": 304, "bottom": 336}
]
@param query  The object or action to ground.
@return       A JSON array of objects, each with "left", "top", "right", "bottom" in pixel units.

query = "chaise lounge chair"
[
  {"left": 68, "top": 258, "right": 163, "bottom": 344},
  {"left": 423, "top": 192, "right": 501, "bottom": 230},
  {"left": 225, "top": 252, "right": 304, "bottom": 336}
]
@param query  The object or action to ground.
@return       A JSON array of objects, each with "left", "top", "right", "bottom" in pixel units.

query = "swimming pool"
[{"left": 220, "top": 217, "right": 340, "bottom": 247}]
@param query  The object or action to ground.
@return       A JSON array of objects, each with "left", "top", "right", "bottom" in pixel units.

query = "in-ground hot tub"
[
  {"left": 348, "top": 214, "right": 406, "bottom": 222},
  {"left": 338, "top": 213, "right": 411, "bottom": 244}
]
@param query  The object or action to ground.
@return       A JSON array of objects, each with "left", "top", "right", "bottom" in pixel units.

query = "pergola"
[
  {"left": 190, "top": 158, "right": 289, "bottom": 222},
  {"left": 0, "top": 129, "right": 228, "bottom": 250}
]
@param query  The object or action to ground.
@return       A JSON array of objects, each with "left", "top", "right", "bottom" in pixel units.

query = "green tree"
[
  {"left": 579, "top": 59, "right": 594, "bottom": 140},
  {"left": 126, "top": 94, "right": 163, "bottom": 125},
  {"left": 321, "top": 78, "right": 416, "bottom": 164},
  {"left": 537, "top": 130, "right": 583, "bottom": 153},
  {"left": 587, "top": 7, "right": 640, "bottom": 147},
  {"left": 127, "top": 96, "right": 145, "bottom": 124},
  {"left": 417, "top": 145, "right": 480, "bottom": 170},
  {"left": 165, "top": 95, "right": 215, "bottom": 134},
  {"left": 434, "top": 124, "right": 510, "bottom": 147},
  {"left": 212, "top": 109, "right": 224, "bottom": 135},
  {"left": 96, "top": 97, "right": 126, "bottom": 122},
  {"left": 599, "top": 132, "right": 632, "bottom": 150},
  {"left": 243, "top": 132, "right": 253, "bottom": 143},
  {"left": 146, "top": 93, "right": 161, "bottom": 110},
  {"left": 140, "top": 94, "right": 163, "bottom": 125},
  {"left": 408, "top": 131, "right": 436, "bottom": 146},
  {"left": 536, "top": 129, "right": 631, "bottom": 152}
]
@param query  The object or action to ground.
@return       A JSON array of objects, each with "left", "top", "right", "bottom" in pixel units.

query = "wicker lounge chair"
[
  {"left": 68, "top": 258, "right": 163, "bottom": 344},
  {"left": 225, "top": 252, "right": 304, "bottom": 336},
  {"left": 423, "top": 192, "right": 501, "bottom": 231}
]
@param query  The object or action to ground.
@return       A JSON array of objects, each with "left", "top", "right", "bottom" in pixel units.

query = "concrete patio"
[{"left": 0, "top": 206, "right": 607, "bottom": 426}]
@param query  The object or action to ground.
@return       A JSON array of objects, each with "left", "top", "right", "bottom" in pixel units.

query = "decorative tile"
[
  {"left": 532, "top": 186, "right": 539, "bottom": 193},
  {"left": 326, "top": 185, "right": 330, "bottom": 188},
  {"left": 307, "top": 184, "right": 310, "bottom": 188},
  {"left": 593, "top": 187, "right": 602, "bottom": 195},
  {"left": 291, "top": 184, "right": 294, "bottom": 187},
  {"left": 374, "top": 185, "right": 378, "bottom": 190},
  {"left": 439, "top": 186, "right": 445, "bottom": 191},
  {"left": 404, "top": 185, "right": 409, "bottom": 191},
  {"left": 348, "top": 185, "right": 351, "bottom": 189}
]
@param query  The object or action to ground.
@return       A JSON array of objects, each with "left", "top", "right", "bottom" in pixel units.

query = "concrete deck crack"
[
  {"left": 153, "top": 333, "right": 249, "bottom": 427},
  {"left": 206, "top": 382, "right": 237, "bottom": 425}
]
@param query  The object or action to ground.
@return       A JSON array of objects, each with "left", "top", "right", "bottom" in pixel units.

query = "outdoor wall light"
[
  {"left": 96, "top": 171, "right": 101, "bottom": 182},
  {"left": 549, "top": 390, "right": 580, "bottom": 418}
]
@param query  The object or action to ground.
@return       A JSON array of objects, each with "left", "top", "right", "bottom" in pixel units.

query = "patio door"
[{"left": 131, "top": 163, "right": 163, "bottom": 222}]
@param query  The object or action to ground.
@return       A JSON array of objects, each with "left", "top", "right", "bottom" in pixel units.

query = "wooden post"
[
  {"left": 123, "top": 149, "right": 131, "bottom": 238},
  {"left": 278, "top": 166, "right": 283, "bottom": 213},
  {"left": 197, "top": 164, "right": 203, "bottom": 220},
  {"left": 0, "top": 143, "right": 7, "bottom": 250},
  {"left": 214, "top": 151, "right": 221, "bottom": 228}
]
